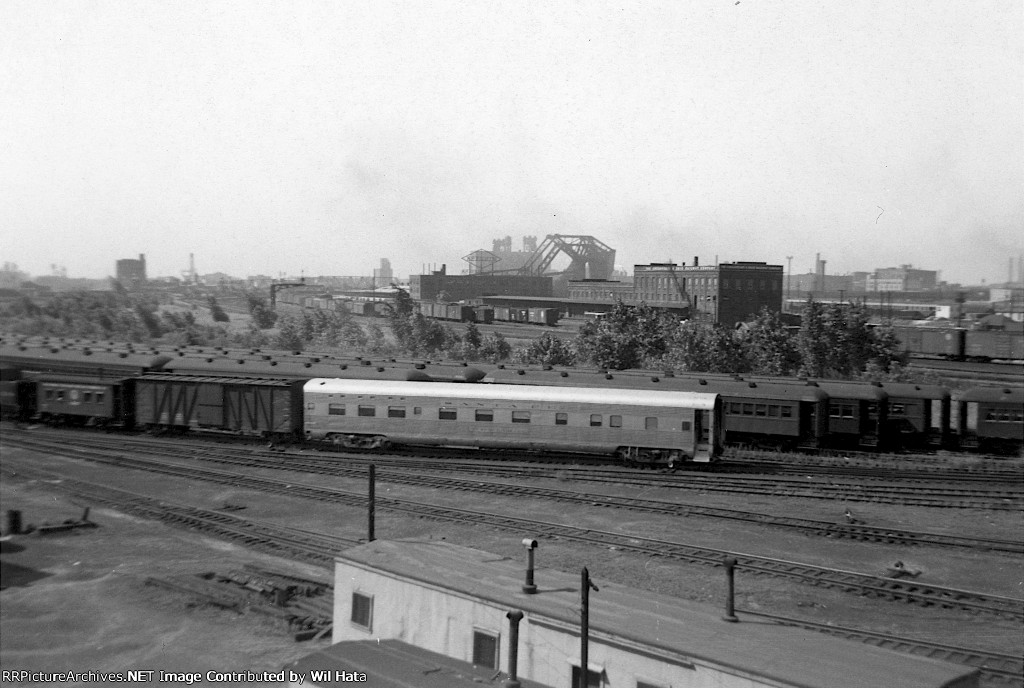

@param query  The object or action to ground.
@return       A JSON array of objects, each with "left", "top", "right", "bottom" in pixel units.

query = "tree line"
[{"left": 1, "top": 287, "right": 911, "bottom": 382}]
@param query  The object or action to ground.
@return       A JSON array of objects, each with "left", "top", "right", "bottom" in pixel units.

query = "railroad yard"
[{"left": 1, "top": 426, "right": 1021, "bottom": 687}]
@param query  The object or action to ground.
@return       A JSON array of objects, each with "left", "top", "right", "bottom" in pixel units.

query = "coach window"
[
  {"left": 351, "top": 592, "right": 373, "bottom": 632},
  {"left": 729, "top": 402, "right": 741, "bottom": 415},
  {"left": 780, "top": 406, "right": 792, "bottom": 418},
  {"left": 590, "top": 414, "right": 602, "bottom": 427},
  {"left": 755, "top": 404, "right": 767, "bottom": 417},
  {"left": 472, "top": 630, "right": 499, "bottom": 670},
  {"left": 609, "top": 415, "right": 622, "bottom": 428},
  {"left": 475, "top": 409, "right": 494, "bottom": 422},
  {"left": 891, "top": 403, "right": 906, "bottom": 416},
  {"left": 413, "top": 407, "right": 422, "bottom": 416},
  {"left": 357, "top": 405, "right": 376, "bottom": 417},
  {"left": 328, "top": 404, "right": 345, "bottom": 416},
  {"left": 95, "top": 392, "right": 104, "bottom": 403},
  {"left": 645, "top": 417, "right": 658, "bottom": 430},
  {"left": 555, "top": 412, "right": 568, "bottom": 425},
  {"left": 512, "top": 411, "right": 531, "bottom": 423},
  {"left": 680, "top": 420, "right": 692, "bottom": 431},
  {"left": 767, "top": 405, "right": 778, "bottom": 417},
  {"left": 742, "top": 403, "right": 753, "bottom": 415},
  {"left": 388, "top": 406, "right": 406, "bottom": 418},
  {"left": 439, "top": 407, "right": 457, "bottom": 420},
  {"left": 57, "top": 390, "right": 65, "bottom": 401},
  {"left": 83, "top": 392, "right": 92, "bottom": 403},
  {"left": 44, "top": 390, "right": 53, "bottom": 400}
]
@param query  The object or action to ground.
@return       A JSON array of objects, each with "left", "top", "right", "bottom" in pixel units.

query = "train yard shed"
[{"left": 330, "top": 539, "right": 979, "bottom": 688}]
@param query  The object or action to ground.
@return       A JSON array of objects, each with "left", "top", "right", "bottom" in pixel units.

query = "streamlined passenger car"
[{"left": 303, "top": 378, "right": 722, "bottom": 466}]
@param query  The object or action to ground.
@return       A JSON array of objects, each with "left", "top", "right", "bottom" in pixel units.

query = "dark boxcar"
[
  {"left": 528, "top": 307, "right": 559, "bottom": 326},
  {"left": 957, "top": 387, "right": 1024, "bottom": 454},
  {"left": 893, "top": 326, "right": 965, "bottom": 359},
  {"left": 135, "top": 374, "right": 304, "bottom": 436},
  {"left": 964, "top": 329, "right": 1024, "bottom": 361}
]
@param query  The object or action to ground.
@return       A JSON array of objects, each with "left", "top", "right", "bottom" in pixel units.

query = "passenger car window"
[
  {"left": 512, "top": 411, "right": 531, "bottom": 423},
  {"left": 590, "top": 414, "right": 602, "bottom": 427},
  {"left": 328, "top": 404, "right": 345, "bottom": 416},
  {"left": 439, "top": 407, "right": 457, "bottom": 420}
]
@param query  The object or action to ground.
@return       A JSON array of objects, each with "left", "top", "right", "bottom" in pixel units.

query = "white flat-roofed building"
[{"left": 331, "top": 539, "right": 978, "bottom": 688}]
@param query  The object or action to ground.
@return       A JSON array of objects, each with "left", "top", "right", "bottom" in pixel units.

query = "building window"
[
  {"left": 590, "top": 414, "right": 602, "bottom": 427},
  {"left": 475, "top": 409, "right": 494, "bottom": 422},
  {"left": 388, "top": 406, "right": 406, "bottom": 418},
  {"left": 512, "top": 411, "right": 531, "bottom": 423},
  {"left": 329, "top": 403, "right": 345, "bottom": 416},
  {"left": 555, "top": 412, "right": 568, "bottom": 425},
  {"left": 351, "top": 592, "right": 373, "bottom": 631},
  {"left": 571, "top": 665, "right": 602, "bottom": 688},
  {"left": 609, "top": 415, "right": 622, "bottom": 428},
  {"left": 439, "top": 407, "right": 457, "bottom": 420},
  {"left": 645, "top": 417, "right": 658, "bottom": 430},
  {"left": 472, "top": 630, "right": 499, "bottom": 669},
  {"left": 357, "top": 405, "right": 376, "bottom": 417}
]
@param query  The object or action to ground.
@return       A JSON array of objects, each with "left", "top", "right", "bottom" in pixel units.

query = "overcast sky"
[{"left": 2, "top": 1, "right": 1021, "bottom": 285}]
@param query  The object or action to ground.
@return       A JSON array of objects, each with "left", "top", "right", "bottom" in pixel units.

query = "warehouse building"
[{"left": 311, "top": 539, "right": 977, "bottom": 688}]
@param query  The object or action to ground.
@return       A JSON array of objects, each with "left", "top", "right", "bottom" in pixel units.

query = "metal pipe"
[
  {"left": 368, "top": 464, "right": 376, "bottom": 542},
  {"left": 522, "top": 539, "right": 538, "bottom": 594},
  {"left": 723, "top": 557, "right": 738, "bottom": 622},
  {"left": 504, "top": 610, "right": 524, "bottom": 688}
]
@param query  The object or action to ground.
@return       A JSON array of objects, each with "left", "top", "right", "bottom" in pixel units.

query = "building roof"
[
  {"left": 336, "top": 539, "right": 977, "bottom": 688},
  {"left": 285, "top": 640, "right": 552, "bottom": 688},
  {"left": 305, "top": 377, "right": 719, "bottom": 410}
]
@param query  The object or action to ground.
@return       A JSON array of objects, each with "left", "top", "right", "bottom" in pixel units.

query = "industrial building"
[
  {"left": 567, "top": 261, "right": 783, "bottom": 327},
  {"left": 115, "top": 254, "right": 147, "bottom": 289},
  {"left": 866, "top": 265, "right": 938, "bottom": 292},
  {"left": 411, "top": 265, "right": 553, "bottom": 302},
  {"left": 310, "top": 539, "right": 977, "bottom": 688}
]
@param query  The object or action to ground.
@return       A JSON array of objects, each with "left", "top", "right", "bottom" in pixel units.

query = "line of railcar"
[
  {"left": 276, "top": 289, "right": 562, "bottom": 326},
  {"left": 0, "top": 340, "right": 721, "bottom": 466},
  {"left": 2, "top": 338, "right": 1020, "bottom": 455},
  {"left": 893, "top": 325, "right": 1024, "bottom": 362}
]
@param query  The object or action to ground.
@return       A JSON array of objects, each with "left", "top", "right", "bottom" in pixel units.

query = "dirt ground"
[{"left": 1, "top": 442, "right": 1021, "bottom": 686}]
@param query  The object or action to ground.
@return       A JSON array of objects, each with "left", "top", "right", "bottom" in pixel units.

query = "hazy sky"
[{"left": 2, "top": 1, "right": 1021, "bottom": 285}]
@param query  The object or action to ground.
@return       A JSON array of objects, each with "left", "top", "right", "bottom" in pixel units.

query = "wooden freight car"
[{"left": 135, "top": 374, "right": 305, "bottom": 437}]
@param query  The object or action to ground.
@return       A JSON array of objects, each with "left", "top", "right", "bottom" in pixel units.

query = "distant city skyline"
[{"left": 2, "top": 2, "right": 1021, "bottom": 286}]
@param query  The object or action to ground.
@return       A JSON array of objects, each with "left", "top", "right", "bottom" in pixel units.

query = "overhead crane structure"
[{"left": 464, "top": 234, "right": 616, "bottom": 281}]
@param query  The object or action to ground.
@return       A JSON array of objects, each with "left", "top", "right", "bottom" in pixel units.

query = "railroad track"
[
  {"left": 737, "top": 609, "right": 1023, "bottom": 687},
  {"left": 9, "top": 427, "right": 1023, "bottom": 509},
  {"left": 6, "top": 432, "right": 1022, "bottom": 553},
  {"left": 4, "top": 462, "right": 1020, "bottom": 687},
  {"left": 4, "top": 442, "right": 1022, "bottom": 621},
  {"left": 2, "top": 464, "right": 358, "bottom": 565}
]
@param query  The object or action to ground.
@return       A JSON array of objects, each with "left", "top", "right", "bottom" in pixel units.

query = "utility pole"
[{"left": 580, "top": 567, "right": 599, "bottom": 688}]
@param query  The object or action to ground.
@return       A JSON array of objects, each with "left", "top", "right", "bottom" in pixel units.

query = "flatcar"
[{"left": 303, "top": 377, "right": 723, "bottom": 466}]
